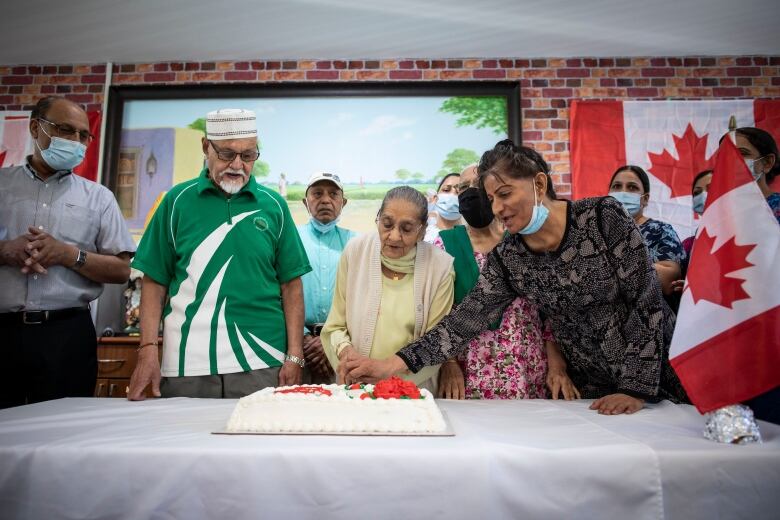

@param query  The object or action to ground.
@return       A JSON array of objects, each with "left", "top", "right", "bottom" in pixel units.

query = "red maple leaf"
[
  {"left": 687, "top": 228, "right": 756, "bottom": 308},
  {"left": 648, "top": 124, "right": 717, "bottom": 199}
]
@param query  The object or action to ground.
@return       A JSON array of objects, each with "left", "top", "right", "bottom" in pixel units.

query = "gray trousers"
[{"left": 160, "top": 367, "right": 281, "bottom": 398}]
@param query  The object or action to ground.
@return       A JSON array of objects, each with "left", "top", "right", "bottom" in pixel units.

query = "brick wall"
[{"left": 2, "top": 56, "right": 779, "bottom": 195}]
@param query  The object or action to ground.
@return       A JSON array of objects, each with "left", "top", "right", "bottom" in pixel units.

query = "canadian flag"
[
  {"left": 72, "top": 111, "right": 102, "bottom": 182},
  {"left": 570, "top": 99, "right": 780, "bottom": 240},
  {"left": 0, "top": 112, "right": 32, "bottom": 168},
  {"left": 669, "top": 136, "right": 780, "bottom": 412}
]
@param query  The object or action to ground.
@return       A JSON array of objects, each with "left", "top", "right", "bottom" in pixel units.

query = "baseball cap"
[{"left": 306, "top": 172, "right": 344, "bottom": 191}]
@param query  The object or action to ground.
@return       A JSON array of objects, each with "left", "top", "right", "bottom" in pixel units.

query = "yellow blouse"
[{"left": 324, "top": 268, "right": 454, "bottom": 388}]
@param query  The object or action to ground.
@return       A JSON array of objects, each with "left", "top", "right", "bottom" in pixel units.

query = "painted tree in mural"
[
  {"left": 436, "top": 148, "right": 479, "bottom": 182},
  {"left": 189, "top": 118, "right": 207, "bottom": 134},
  {"left": 439, "top": 96, "right": 508, "bottom": 135},
  {"left": 436, "top": 96, "right": 507, "bottom": 183},
  {"left": 188, "top": 118, "right": 271, "bottom": 178},
  {"left": 395, "top": 168, "right": 411, "bottom": 182},
  {"left": 251, "top": 160, "right": 270, "bottom": 178}
]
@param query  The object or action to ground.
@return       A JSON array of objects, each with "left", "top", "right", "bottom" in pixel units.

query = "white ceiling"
[{"left": 2, "top": 0, "right": 778, "bottom": 65}]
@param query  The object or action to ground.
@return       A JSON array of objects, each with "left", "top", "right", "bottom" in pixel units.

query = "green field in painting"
[{"left": 280, "top": 183, "right": 436, "bottom": 201}]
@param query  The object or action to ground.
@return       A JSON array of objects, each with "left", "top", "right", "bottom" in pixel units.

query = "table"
[{"left": 0, "top": 398, "right": 778, "bottom": 519}]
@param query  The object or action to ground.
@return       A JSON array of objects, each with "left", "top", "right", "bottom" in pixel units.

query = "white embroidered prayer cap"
[{"left": 205, "top": 109, "right": 257, "bottom": 140}]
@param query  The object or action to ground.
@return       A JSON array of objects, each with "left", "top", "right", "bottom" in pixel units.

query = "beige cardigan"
[{"left": 322, "top": 232, "right": 454, "bottom": 370}]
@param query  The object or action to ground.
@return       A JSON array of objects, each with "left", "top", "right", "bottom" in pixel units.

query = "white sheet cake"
[{"left": 226, "top": 382, "right": 447, "bottom": 434}]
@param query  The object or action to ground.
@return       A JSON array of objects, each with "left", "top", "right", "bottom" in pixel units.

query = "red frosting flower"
[{"left": 372, "top": 376, "right": 422, "bottom": 399}]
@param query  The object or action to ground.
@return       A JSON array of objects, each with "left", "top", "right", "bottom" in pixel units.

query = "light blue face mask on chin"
[
  {"left": 35, "top": 127, "right": 87, "bottom": 171},
  {"left": 517, "top": 183, "right": 550, "bottom": 235},
  {"left": 310, "top": 215, "right": 340, "bottom": 234},
  {"left": 609, "top": 191, "right": 642, "bottom": 217}
]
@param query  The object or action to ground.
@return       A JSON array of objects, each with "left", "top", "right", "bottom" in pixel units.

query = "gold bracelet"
[{"left": 136, "top": 341, "right": 158, "bottom": 352}]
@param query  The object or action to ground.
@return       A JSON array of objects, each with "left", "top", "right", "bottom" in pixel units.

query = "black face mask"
[{"left": 458, "top": 187, "right": 494, "bottom": 228}]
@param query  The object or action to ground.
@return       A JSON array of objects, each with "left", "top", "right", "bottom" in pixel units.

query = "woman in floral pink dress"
[{"left": 432, "top": 165, "right": 577, "bottom": 400}]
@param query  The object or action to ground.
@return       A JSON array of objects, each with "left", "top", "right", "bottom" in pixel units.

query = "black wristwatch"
[{"left": 73, "top": 249, "right": 87, "bottom": 270}]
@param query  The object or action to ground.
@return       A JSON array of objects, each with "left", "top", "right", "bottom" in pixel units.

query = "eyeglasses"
[
  {"left": 38, "top": 118, "right": 94, "bottom": 144},
  {"left": 209, "top": 140, "right": 260, "bottom": 163},
  {"left": 376, "top": 216, "right": 423, "bottom": 239},
  {"left": 456, "top": 181, "right": 473, "bottom": 192}
]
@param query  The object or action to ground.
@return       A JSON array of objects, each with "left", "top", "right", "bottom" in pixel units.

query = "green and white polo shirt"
[{"left": 132, "top": 169, "right": 311, "bottom": 377}]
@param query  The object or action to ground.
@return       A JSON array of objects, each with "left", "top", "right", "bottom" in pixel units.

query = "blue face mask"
[
  {"left": 609, "top": 191, "right": 642, "bottom": 217},
  {"left": 435, "top": 193, "right": 461, "bottom": 221},
  {"left": 745, "top": 156, "right": 766, "bottom": 181},
  {"left": 36, "top": 127, "right": 87, "bottom": 171},
  {"left": 692, "top": 191, "right": 707, "bottom": 215},
  {"left": 517, "top": 183, "right": 549, "bottom": 235},
  {"left": 310, "top": 216, "right": 339, "bottom": 234}
]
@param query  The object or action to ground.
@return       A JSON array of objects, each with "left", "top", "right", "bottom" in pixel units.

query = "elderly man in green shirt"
[{"left": 127, "top": 109, "right": 311, "bottom": 399}]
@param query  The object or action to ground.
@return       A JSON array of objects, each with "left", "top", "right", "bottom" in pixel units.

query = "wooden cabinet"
[
  {"left": 94, "top": 379, "right": 130, "bottom": 398},
  {"left": 95, "top": 337, "right": 161, "bottom": 398}
]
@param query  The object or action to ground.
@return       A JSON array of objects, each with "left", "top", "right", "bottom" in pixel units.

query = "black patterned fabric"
[
  {"left": 398, "top": 197, "right": 688, "bottom": 403},
  {"left": 639, "top": 218, "right": 685, "bottom": 264}
]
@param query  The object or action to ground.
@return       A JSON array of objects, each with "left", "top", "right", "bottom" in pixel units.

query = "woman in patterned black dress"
[{"left": 344, "top": 140, "right": 688, "bottom": 415}]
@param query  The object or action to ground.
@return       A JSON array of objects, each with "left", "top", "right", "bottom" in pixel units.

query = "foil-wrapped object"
[{"left": 703, "top": 404, "right": 762, "bottom": 444}]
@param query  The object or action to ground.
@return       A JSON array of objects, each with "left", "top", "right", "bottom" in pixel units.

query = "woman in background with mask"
[
  {"left": 731, "top": 127, "right": 780, "bottom": 224},
  {"left": 677, "top": 170, "right": 713, "bottom": 278},
  {"left": 343, "top": 141, "right": 688, "bottom": 415},
  {"left": 424, "top": 173, "right": 463, "bottom": 243},
  {"left": 608, "top": 165, "right": 685, "bottom": 297},
  {"left": 675, "top": 129, "right": 780, "bottom": 293},
  {"left": 432, "top": 164, "right": 577, "bottom": 401},
  {"left": 691, "top": 170, "right": 714, "bottom": 218},
  {"left": 680, "top": 127, "right": 778, "bottom": 266}
]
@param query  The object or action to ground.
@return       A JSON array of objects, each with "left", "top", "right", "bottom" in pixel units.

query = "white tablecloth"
[{"left": 0, "top": 398, "right": 778, "bottom": 520}]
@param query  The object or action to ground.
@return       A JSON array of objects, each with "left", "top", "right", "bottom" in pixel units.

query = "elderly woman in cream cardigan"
[{"left": 323, "top": 186, "right": 454, "bottom": 392}]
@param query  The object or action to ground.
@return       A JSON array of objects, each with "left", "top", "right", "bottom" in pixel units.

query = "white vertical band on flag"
[{"left": 623, "top": 100, "right": 754, "bottom": 240}]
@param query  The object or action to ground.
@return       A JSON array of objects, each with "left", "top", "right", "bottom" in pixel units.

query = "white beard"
[
  {"left": 217, "top": 168, "right": 247, "bottom": 194},
  {"left": 219, "top": 179, "right": 243, "bottom": 194}
]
